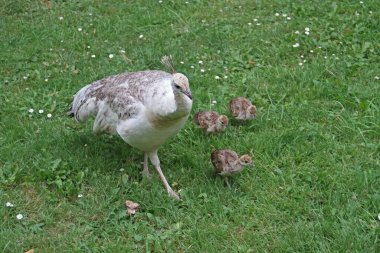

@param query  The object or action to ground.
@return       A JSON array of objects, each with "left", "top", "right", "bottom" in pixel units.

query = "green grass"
[{"left": 1, "top": 0, "right": 379, "bottom": 252}]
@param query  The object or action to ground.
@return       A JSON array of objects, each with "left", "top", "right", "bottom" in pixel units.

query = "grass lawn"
[{"left": 1, "top": 0, "right": 379, "bottom": 252}]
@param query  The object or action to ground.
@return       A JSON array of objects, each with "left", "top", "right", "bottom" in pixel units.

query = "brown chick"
[
  {"left": 211, "top": 149, "right": 252, "bottom": 187},
  {"left": 194, "top": 111, "right": 229, "bottom": 133},
  {"left": 229, "top": 97, "right": 257, "bottom": 120}
]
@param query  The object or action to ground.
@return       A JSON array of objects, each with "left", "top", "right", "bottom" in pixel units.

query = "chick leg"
[
  {"left": 141, "top": 153, "right": 151, "bottom": 178},
  {"left": 148, "top": 151, "right": 180, "bottom": 200},
  {"left": 224, "top": 177, "right": 231, "bottom": 188}
]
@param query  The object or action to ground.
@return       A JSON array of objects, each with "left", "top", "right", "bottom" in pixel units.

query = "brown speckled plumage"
[
  {"left": 193, "top": 111, "right": 228, "bottom": 133},
  {"left": 229, "top": 97, "right": 257, "bottom": 120},
  {"left": 211, "top": 149, "right": 252, "bottom": 186}
]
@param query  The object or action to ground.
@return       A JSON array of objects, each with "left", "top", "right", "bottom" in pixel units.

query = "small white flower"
[
  {"left": 78, "top": 194, "right": 83, "bottom": 198},
  {"left": 282, "top": 14, "right": 287, "bottom": 17},
  {"left": 318, "top": 46, "right": 322, "bottom": 49},
  {"left": 16, "top": 214, "right": 23, "bottom": 220},
  {"left": 28, "top": 108, "right": 34, "bottom": 113},
  {"left": 6, "top": 202, "right": 14, "bottom": 207},
  {"left": 120, "top": 168, "right": 125, "bottom": 172},
  {"left": 310, "top": 50, "right": 314, "bottom": 53},
  {"left": 324, "top": 56, "right": 328, "bottom": 59},
  {"left": 256, "top": 23, "right": 261, "bottom": 26},
  {"left": 87, "top": 46, "right": 91, "bottom": 49},
  {"left": 305, "top": 27, "right": 310, "bottom": 32},
  {"left": 198, "top": 60, "right": 203, "bottom": 64},
  {"left": 200, "top": 68, "right": 205, "bottom": 73},
  {"left": 253, "top": 18, "right": 258, "bottom": 22},
  {"left": 378, "top": 213, "right": 380, "bottom": 221},
  {"left": 38, "top": 109, "right": 44, "bottom": 114},
  {"left": 89, "top": 13, "right": 92, "bottom": 16},
  {"left": 374, "top": 76, "right": 379, "bottom": 80},
  {"left": 139, "top": 34, "right": 144, "bottom": 39},
  {"left": 305, "top": 31, "right": 310, "bottom": 35},
  {"left": 287, "top": 17, "right": 291, "bottom": 20},
  {"left": 159, "top": 0, "right": 163, "bottom": 3},
  {"left": 335, "top": 57, "right": 339, "bottom": 60},
  {"left": 180, "top": 61, "right": 184, "bottom": 64},
  {"left": 91, "top": 54, "right": 96, "bottom": 58},
  {"left": 109, "top": 54, "right": 114, "bottom": 59},
  {"left": 248, "top": 22, "right": 252, "bottom": 26},
  {"left": 47, "top": 113, "right": 52, "bottom": 118},
  {"left": 190, "top": 65, "right": 194, "bottom": 69},
  {"left": 23, "top": 76, "right": 28, "bottom": 80},
  {"left": 301, "top": 55, "right": 304, "bottom": 58},
  {"left": 224, "top": 76, "right": 228, "bottom": 79},
  {"left": 303, "top": 59, "right": 307, "bottom": 63},
  {"left": 45, "top": 78, "right": 48, "bottom": 82},
  {"left": 369, "top": 10, "right": 372, "bottom": 14},
  {"left": 78, "top": 28, "right": 82, "bottom": 32},
  {"left": 212, "top": 100, "right": 217, "bottom": 104},
  {"left": 292, "top": 43, "right": 300, "bottom": 48},
  {"left": 295, "top": 30, "right": 300, "bottom": 34},
  {"left": 355, "top": 11, "right": 360, "bottom": 16},
  {"left": 360, "top": 1, "right": 364, "bottom": 4},
  {"left": 214, "top": 76, "right": 220, "bottom": 80},
  {"left": 275, "top": 13, "right": 280, "bottom": 16},
  {"left": 59, "top": 16, "right": 63, "bottom": 20},
  {"left": 299, "top": 62, "right": 303, "bottom": 66}
]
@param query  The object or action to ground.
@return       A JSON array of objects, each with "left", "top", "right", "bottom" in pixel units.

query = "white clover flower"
[
  {"left": 38, "top": 109, "right": 44, "bottom": 114},
  {"left": 109, "top": 54, "right": 114, "bottom": 59},
  {"left": 256, "top": 23, "right": 261, "bottom": 26},
  {"left": 282, "top": 14, "right": 287, "bottom": 17},
  {"left": 248, "top": 22, "right": 252, "bottom": 26},
  {"left": 305, "top": 27, "right": 310, "bottom": 32},
  {"left": 6, "top": 202, "right": 14, "bottom": 207},
  {"left": 275, "top": 13, "right": 280, "bottom": 16},
  {"left": 214, "top": 76, "right": 220, "bottom": 80},
  {"left": 324, "top": 56, "right": 328, "bottom": 59},
  {"left": 139, "top": 34, "right": 144, "bottom": 39},
  {"left": 78, "top": 194, "right": 83, "bottom": 198},
  {"left": 292, "top": 43, "right": 300, "bottom": 48},
  {"left": 310, "top": 50, "right": 314, "bottom": 53},
  {"left": 295, "top": 30, "right": 300, "bottom": 34},
  {"left": 200, "top": 68, "right": 205, "bottom": 73},
  {"left": 16, "top": 214, "right": 23, "bottom": 220},
  {"left": 360, "top": 1, "right": 364, "bottom": 4},
  {"left": 45, "top": 78, "right": 48, "bottom": 82},
  {"left": 91, "top": 54, "right": 96, "bottom": 58},
  {"left": 87, "top": 45, "right": 91, "bottom": 49},
  {"left": 212, "top": 100, "right": 217, "bottom": 104},
  {"left": 23, "top": 76, "right": 28, "bottom": 80},
  {"left": 28, "top": 108, "right": 34, "bottom": 113},
  {"left": 287, "top": 17, "right": 291, "bottom": 20},
  {"left": 224, "top": 76, "right": 228, "bottom": 79},
  {"left": 180, "top": 61, "right": 184, "bottom": 64},
  {"left": 120, "top": 168, "right": 125, "bottom": 172},
  {"left": 47, "top": 113, "right": 52, "bottom": 118},
  {"left": 369, "top": 10, "right": 372, "bottom": 14},
  {"left": 190, "top": 65, "right": 194, "bottom": 69},
  {"left": 253, "top": 18, "right": 258, "bottom": 22},
  {"left": 78, "top": 28, "right": 82, "bottom": 32},
  {"left": 305, "top": 31, "right": 310, "bottom": 35},
  {"left": 198, "top": 60, "right": 203, "bottom": 64},
  {"left": 299, "top": 62, "right": 303, "bottom": 66},
  {"left": 59, "top": 16, "right": 63, "bottom": 20},
  {"left": 159, "top": 0, "right": 163, "bottom": 3},
  {"left": 374, "top": 76, "right": 379, "bottom": 80}
]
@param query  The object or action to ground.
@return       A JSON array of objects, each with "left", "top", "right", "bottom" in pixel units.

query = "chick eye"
[{"left": 174, "top": 84, "right": 181, "bottom": 89}]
